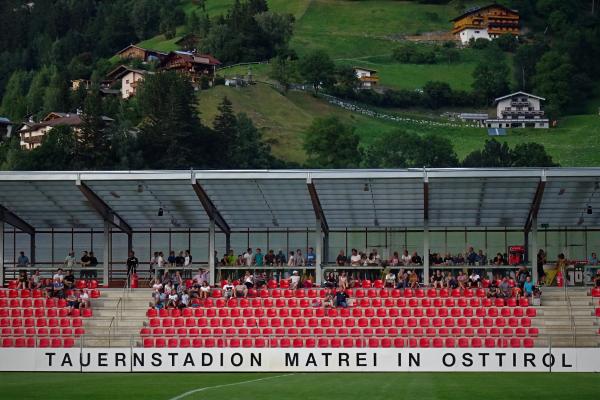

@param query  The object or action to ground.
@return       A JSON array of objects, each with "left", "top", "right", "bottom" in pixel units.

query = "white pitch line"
[{"left": 167, "top": 373, "right": 295, "bottom": 400}]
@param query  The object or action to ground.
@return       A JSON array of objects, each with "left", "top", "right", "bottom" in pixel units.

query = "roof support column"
[
  {"left": 30, "top": 232, "right": 36, "bottom": 265},
  {"left": 423, "top": 222, "right": 430, "bottom": 286},
  {"left": 315, "top": 218, "right": 323, "bottom": 286},
  {"left": 0, "top": 222, "right": 4, "bottom": 286},
  {"left": 208, "top": 218, "right": 216, "bottom": 286},
  {"left": 102, "top": 221, "right": 110, "bottom": 288},
  {"left": 225, "top": 233, "right": 231, "bottom": 254},
  {"left": 530, "top": 217, "right": 538, "bottom": 284}
]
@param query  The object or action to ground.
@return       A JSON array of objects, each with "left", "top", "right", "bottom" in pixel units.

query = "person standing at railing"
[
  {"left": 80, "top": 251, "right": 91, "bottom": 279},
  {"left": 17, "top": 251, "right": 30, "bottom": 269},
  {"left": 64, "top": 251, "right": 76, "bottom": 270},
  {"left": 89, "top": 251, "right": 98, "bottom": 278},
  {"left": 127, "top": 251, "right": 139, "bottom": 277}
]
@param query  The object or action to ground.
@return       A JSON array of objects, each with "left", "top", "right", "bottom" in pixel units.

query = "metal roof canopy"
[{"left": 0, "top": 168, "right": 598, "bottom": 231}]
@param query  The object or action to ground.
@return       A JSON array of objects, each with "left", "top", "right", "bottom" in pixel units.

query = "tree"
[
  {"left": 461, "top": 139, "right": 513, "bottom": 167},
  {"left": 76, "top": 84, "right": 111, "bottom": 169},
  {"left": 269, "top": 54, "right": 297, "bottom": 92},
  {"left": 513, "top": 42, "right": 547, "bottom": 92},
  {"left": 213, "top": 96, "right": 238, "bottom": 166},
  {"left": 422, "top": 81, "right": 453, "bottom": 109},
  {"left": 335, "top": 65, "right": 360, "bottom": 93},
  {"left": 0, "top": 69, "right": 31, "bottom": 121},
  {"left": 233, "top": 113, "right": 275, "bottom": 168},
  {"left": 131, "top": 0, "right": 161, "bottom": 40},
  {"left": 363, "top": 130, "right": 458, "bottom": 168},
  {"left": 303, "top": 116, "right": 362, "bottom": 168},
  {"left": 298, "top": 50, "right": 336, "bottom": 94},
  {"left": 472, "top": 57, "right": 510, "bottom": 105},
  {"left": 510, "top": 142, "right": 558, "bottom": 167},
  {"left": 533, "top": 51, "right": 575, "bottom": 116}
]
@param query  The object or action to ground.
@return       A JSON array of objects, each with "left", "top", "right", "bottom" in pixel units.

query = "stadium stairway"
[
  {"left": 82, "top": 289, "right": 149, "bottom": 347},
  {"left": 534, "top": 287, "right": 600, "bottom": 347}
]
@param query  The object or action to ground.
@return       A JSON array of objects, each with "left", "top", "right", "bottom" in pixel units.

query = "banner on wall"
[{"left": 0, "top": 348, "right": 599, "bottom": 372}]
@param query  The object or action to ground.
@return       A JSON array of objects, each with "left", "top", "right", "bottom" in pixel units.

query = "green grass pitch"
[{"left": 1, "top": 372, "right": 599, "bottom": 400}]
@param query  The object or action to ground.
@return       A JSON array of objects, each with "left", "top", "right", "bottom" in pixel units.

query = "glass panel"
[
  {"left": 3, "top": 229, "right": 14, "bottom": 264},
  {"left": 171, "top": 231, "right": 189, "bottom": 255},
  {"left": 288, "top": 231, "right": 308, "bottom": 257},
  {"left": 487, "top": 231, "right": 505, "bottom": 260},
  {"left": 229, "top": 232, "right": 247, "bottom": 258},
  {"left": 566, "top": 230, "right": 586, "bottom": 260},
  {"left": 133, "top": 232, "right": 151, "bottom": 263},
  {"left": 215, "top": 232, "right": 226, "bottom": 260},
  {"left": 430, "top": 231, "right": 445, "bottom": 257},
  {"left": 327, "top": 231, "right": 346, "bottom": 263},
  {"left": 446, "top": 231, "right": 465, "bottom": 257},
  {"left": 190, "top": 232, "right": 208, "bottom": 263},
  {"left": 466, "top": 230, "right": 486, "bottom": 255},
  {"left": 53, "top": 232, "right": 72, "bottom": 264},
  {"left": 92, "top": 232, "right": 104, "bottom": 263},
  {"left": 366, "top": 230, "right": 386, "bottom": 258},
  {"left": 388, "top": 230, "right": 406, "bottom": 255},
  {"left": 544, "top": 230, "right": 565, "bottom": 262},
  {"left": 347, "top": 230, "right": 365, "bottom": 254},
  {"left": 406, "top": 231, "right": 423, "bottom": 257},
  {"left": 307, "top": 230, "right": 316, "bottom": 254},
  {"left": 150, "top": 232, "right": 169, "bottom": 255},
  {"left": 586, "top": 230, "right": 600, "bottom": 260},
  {"left": 249, "top": 232, "right": 268, "bottom": 253},
  {"left": 15, "top": 232, "right": 31, "bottom": 261},
  {"left": 36, "top": 233, "right": 52, "bottom": 264},
  {"left": 73, "top": 231, "right": 92, "bottom": 260},
  {"left": 268, "top": 230, "right": 287, "bottom": 255},
  {"left": 111, "top": 232, "right": 128, "bottom": 264}
]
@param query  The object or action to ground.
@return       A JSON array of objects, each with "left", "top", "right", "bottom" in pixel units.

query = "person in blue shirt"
[
  {"left": 523, "top": 276, "right": 535, "bottom": 297},
  {"left": 254, "top": 248, "right": 264, "bottom": 266},
  {"left": 17, "top": 251, "right": 29, "bottom": 268},
  {"left": 306, "top": 247, "right": 316, "bottom": 266},
  {"left": 588, "top": 252, "right": 598, "bottom": 266}
]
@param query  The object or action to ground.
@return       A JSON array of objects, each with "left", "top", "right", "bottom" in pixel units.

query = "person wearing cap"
[{"left": 289, "top": 270, "right": 301, "bottom": 290}]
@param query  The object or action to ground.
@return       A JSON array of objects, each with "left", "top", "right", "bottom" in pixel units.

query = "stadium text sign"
[{"left": 0, "top": 348, "right": 599, "bottom": 372}]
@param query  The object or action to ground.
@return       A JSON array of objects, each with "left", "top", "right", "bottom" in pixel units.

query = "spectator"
[
  {"left": 593, "top": 270, "right": 600, "bottom": 287},
  {"left": 289, "top": 270, "right": 301, "bottom": 290},
  {"left": 156, "top": 251, "right": 166, "bottom": 278},
  {"left": 487, "top": 283, "right": 499, "bottom": 298},
  {"left": 443, "top": 253, "right": 454, "bottom": 265},
  {"left": 127, "top": 251, "right": 139, "bottom": 277},
  {"left": 588, "top": 252, "right": 598, "bottom": 266},
  {"left": 80, "top": 251, "right": 91, "bottom": 279},
  {"left": 389, "top": 251, "right": 400, "bottom": 267},
  {"left": 17, "top": 251, "right": 30, "bottom": 268},
  {"left": 199, "top": 281, "right": 210, "bottom": 299},
  {"left": 167, "top": 251, "right": 176, "bottom": 268},
  {"left": 468, "top": 271, "right": 480, "bottom": 287},
  {"left": 44, "top": 279, "right": 54, "bottom": 298},
  {"left": 350, "top": 249, "right": 361, "bottom": 266},
  {"left": 367, "top": 253, "right": 378, "bottom": 266},
  {"left": 234, "top": 282, "right": 248, "bottom": 298},
  {"left": 151, "top": 278, "right": 163, "bottom": 307},
  {"left": 64, "top": 251, "right": 76, "bottom": 270},
  {"left": 79, "top": 289, "right": 90, "bottom": 309},
  {"left": 494, "top": 253, "right": 504, "bottom": 266},
  {"left": 385, "top": 270, "right": 396, "bottom": 287},
  {"left": 167, "top": 290, "right": 178, "bottom": 308},
  {"left": 557, "top": 253, "right": 568, "bottom": 277},
  {"left": 184, "top": 250, "right": 192, "bottom": 271},
  {"left": 29, "top": 269, "right": 42, "bottom": 289},
  {"left": 454, "top": 253, "right": 465, "bottom": 265},
  {"left": 173, "top": 270, "right": 183, "bottom": 291},
  {"left": 446, "top": 272, "right": 458, "bottom": 289},
  {"left": 537, "top": 249, "right": 547, "bottom": 283},
  {"left": 67, "top": 290, "right": 79, "bottom": 314},
  {"left": 499, "top": 277, "right": 511, "bottom": 298},
  {"left": 265, "top": 249, "right": 276, "bottom": 266},
  {"left": 175, "top": 251, "right": 185, "bottom": 269},
  {"left": 335, "top": 289, "right": 349, "bottom": 308},
  {"left": 254, "top": 248, "right": 264, "bottom": 267},
  {"left": 477, "top": 250, "right": 487, "bottom": 265},
  {"left": 338, "top": 272, "right": 348, "bottom": 290},
  {"left": 466, "top": 247, "right": 478, "bottom": 265},
  {"left": 17, "top": 270, "right": 28, "bottom": 290},
  {"left": 149, "top": 252, "right": 159, "bottom": 277},
  {"left": 293, "top": 249, "right": 305, "bottom": 266},
  {"left": 255, "top": 272, "right": 267, "bottom": 289},
  {"left": 336, "top": 250, "right": 347, "bottom": 266},
  {"left": 225, "top": 250, "right": 236, "bottom": 266},
  {"left": 243, "top": 248, "right": 253, "bottom": 266},
  {"left": 63, "top": 270, "right": 75, "bottom": 290},
  {"left": 324, "top": 272, "right": 336, "bottom": 289},
  {"left": 457, "top": 271, "right": 467, "bottom": 289},
  {"left": 222, "top": 280, "right": 234, "bottom": 299},
  {"left": 179, "top": 290, "right": 190, "bottom": 309},
  {"left": 306, "top": 247, "right": 316, "bottom": 266},
  {"left": 275, "top": 249, "right": 287, "bottom": 266},
  {"left": 287, "top": 251, "right": 296, "bottom": 268},
  {"left": 243, "top": 271, "right": 254, "bottom": 289},
  {"left": 431, "top": 270, "right": 443, "bottom": 288},
  {"left": 396, "top": 269, "right": 408, "bottom": 289},
  {"left": 408, "top": 270, "right": 419, "bottom": 288},
  {"left": 53, "top": 268, "right": 64, "bottom": 282},
  {"left": 401, "top": 250, "right": 412, "bottom": 266},
  {"left": 411, "top": 252, "right": 422, "bottom": 266},
  {"left": 52, "top": 277, "right": 64, "bottom": 298},
  {"left": 523, "top": 276, "right": 534, "bottom": 298},
  {"left": 88, "top": 251, "right": 98, "bottom": 278},
  {"left": 323, "top": 290, "right": 334, "bottom": 308}
]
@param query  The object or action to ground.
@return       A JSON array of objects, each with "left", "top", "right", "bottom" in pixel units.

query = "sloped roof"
[
  {"left": 106, "top": 65, "right": 152, "bottom": 81},
  {"left": 494, "top": 91, "right": 546, "bottom": 104},
  {"left": 451, "top": 4, "right": 518, "bottom": 22}
]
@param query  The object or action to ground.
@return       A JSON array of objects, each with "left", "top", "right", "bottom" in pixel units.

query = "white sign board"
[{"left": 0, "top": 348, "right": 599, "bottom": 372}]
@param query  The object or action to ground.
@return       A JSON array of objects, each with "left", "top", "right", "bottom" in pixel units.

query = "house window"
[{"left": 125, "top": 79, "right": 130, "bottom": 84}]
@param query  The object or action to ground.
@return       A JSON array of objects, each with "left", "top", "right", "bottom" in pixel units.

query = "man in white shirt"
[
  {"left": 222, "top": 280, "right": 234, "bottom": 299},
  {"left": 243, "top": 248, "right": 253, "bottom": 266},
  {"left": 289, "top": 270, "right": 301, "bottom": 290},
  {"left": 401, "top": 250, "right": 412, "bottom": 266},
  {"left": 53, "top": 268, "right": 64, "bottom": 282},
  {"left": 64, "top": 251, "right": 75, "bottom": 269},
  {"left": 350, "top": 249, "right": 361, "bottom": 266}
]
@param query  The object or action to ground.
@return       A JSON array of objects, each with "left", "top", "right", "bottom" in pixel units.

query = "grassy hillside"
[{"left": 199, "top": 83, "right": 600, "bottom": 166}]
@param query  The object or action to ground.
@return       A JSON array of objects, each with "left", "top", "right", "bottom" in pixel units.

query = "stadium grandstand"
[{"left": 0, "top": 169, "right": 599, "bottom": 362}]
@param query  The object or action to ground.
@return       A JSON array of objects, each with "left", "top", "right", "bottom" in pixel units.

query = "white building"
[
  {"left": 458, "top": 28, "right": 491, "bottom": 44},
  {"left": 105, "top": 65, "right": 153, "bottom": 99},
  {"left": 485, "top": 92, "right": 549, "bottom": 129},
  {"left": 353, "top": 67, "right": 379, "bottom": 89}
]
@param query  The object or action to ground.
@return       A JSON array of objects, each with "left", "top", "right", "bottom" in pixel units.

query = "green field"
[{"left": 1, "top": 372, "right": 599, "bottom": 400}]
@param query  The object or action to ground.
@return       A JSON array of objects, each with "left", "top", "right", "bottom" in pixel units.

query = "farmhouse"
[
  {"left": 353, "top": 67, "right": 379, "bottom": 89},
  {"left": 485, "top": 92, "right": 549, "bottom": 129},
  {"left": 105, "top": 65, "right": 153, "bottom": 99},
  {"left": 451, "top": 4, "right": 520, "bottom": 45},
  {"left": 18, "top": 112, "right": 114, "bottom": 150},
  {"left": 159, "top": 51, "right": 221, "bottom": 87},
  {"left": 115, "top": 45, "right": 167, "bottom": 63}
]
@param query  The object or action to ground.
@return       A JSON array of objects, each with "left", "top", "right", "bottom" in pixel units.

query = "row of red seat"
[
  {"left": 149, "top": 316, "right": 534, "bottom": 329},
  {"left": 2, "top": 327, "right": 85, "bottom": 336},
  {"left": 141, "top": 326, "right": 539, "bottom": 338},
  {"left": 0, "top": 297, "right": 99, "bottom": 308},
  {"left": 1, "top": 286, "right": 100, "bottom": 298},
  {"left": 1, "top": 337, "right": 76, "bottom": 348},
  {"left": 148, "top": 306, "right": 536, "bottom": 319},
  {"left": 204, "top": 288, "right": 524, "bottom": 301},
  {"left": 0, "top": 308, "right": 92, "bottom": 318},
  {"left": 142, "top": 336, "right": 535, "bottom": 348},
  {"left": 1, "top": 318, "right": 85, "bottom": 328}
]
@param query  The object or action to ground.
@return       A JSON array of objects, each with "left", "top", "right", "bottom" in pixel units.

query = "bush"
[
  {"left": 470, "top": 38, "right": 491, "bottom": 49},
  {"left": 494, "top": 34, "right": 519, "bottom": 52}
]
